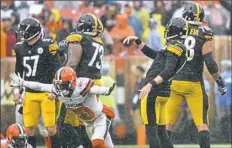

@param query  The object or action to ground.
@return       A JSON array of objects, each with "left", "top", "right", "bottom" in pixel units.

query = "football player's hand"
[
  {"left": 10, "top": 72, "right": 24, "bottom": 88},
  {"left": 139, "top": 83, "right": 152, "bottom": 100},
  {"left": 48, "top": 93, "right": 56, "bottom": 100},
  {"left": 123, "top": 36, "right": 138, "bottom": 45},
  {"left": 13, "top": 93, "right": 23, "bottom": 104},
  {"left": 216, "top": 76, "right": 227, "bottom": 95},
  {"left": 105, "top": 82, "right": 117, "bottom": 96}
]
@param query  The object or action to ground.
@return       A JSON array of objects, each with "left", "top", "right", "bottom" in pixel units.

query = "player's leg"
[
  {"left": 91, "top": 113, "right": 113, "bottom": 148},
  {"left": 57, "top": 104, "right": 84, "bottom": 148},
  {"left": 165, "top": 81, "right": 185, "bottom": 138},
  {"left": 156, "top": 96, "right": 174, "bottom": 148},
  {"left": 23, "top": 92, "right": 41, "bottom": 148},
  {"left": 185, "top": 82, "right": 210, "bottom": 148},
  {"left": 141, "top": 94, "right": 160, "bottom": 148},
  {"left": 79, "top": 125, "right": 92, "bottom": 148},
  {"left": 40, "top": 93, "right": 60, "bottom": 148},
  {"left": 38, "top": 118, "right": 52, "bottom": 148}
]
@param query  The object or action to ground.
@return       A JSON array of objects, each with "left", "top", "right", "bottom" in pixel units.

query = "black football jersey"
[
  {"left": 13, "top": 38, "right": 60, "bottom": 92},
  {"left": 66, "top": 33, "right": 104, "bottom": 79},
  {"left": 173, "top": 24, "right": 214, "bottom": 81},
  {"left": 143, "top": 41, "right": 187, "bottom": 96}
]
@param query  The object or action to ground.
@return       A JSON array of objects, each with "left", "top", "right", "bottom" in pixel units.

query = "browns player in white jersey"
[{"left": 10, "top": 67, "right": 116, "bottom": 148}]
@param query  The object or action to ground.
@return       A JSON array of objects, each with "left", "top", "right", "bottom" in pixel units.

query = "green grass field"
[{"left": 37, "top": 144, "right": 231, "bottom": 148}]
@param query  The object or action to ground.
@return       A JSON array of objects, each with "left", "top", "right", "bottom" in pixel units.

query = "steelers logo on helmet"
[
  {"left": 182, "top": 2, "right": 204, "bottom": 25},
  {"left": 76, "top": 13, "right": 99, "bottom": 36},
  {"left": 164, "top": 17, "right": 188, "bottom": 41},
  {"left": 17, "top": 17, "right": 42, "bottom": 41}
]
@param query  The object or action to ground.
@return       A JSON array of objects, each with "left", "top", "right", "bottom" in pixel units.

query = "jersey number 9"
[
  {"left": 88, "top": 42, "right": 104, "bottom": 69},
  {"left": 184, "top": 36, "right": 196, "bottom": 61}
]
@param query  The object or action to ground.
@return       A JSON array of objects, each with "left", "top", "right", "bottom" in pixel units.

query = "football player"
[
  {"left": 165, "top": 2, "right": 227, "bottom": 148},
  {"left": 56, "top": 14, "right": 105, "bottom": 147},
  {"left": 1, "top": 123, "right": 32, "bottom": 148},
  {"left": 123, "top": 17, "right": 188, "bottom": 148},
  {"left": 12, "top": 17, "right": 60, "bottom": 147},
  {"left": 10, "top": 67, "right": 116, "bottom": 148}
]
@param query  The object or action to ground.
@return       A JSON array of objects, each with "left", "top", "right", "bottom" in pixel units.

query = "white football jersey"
[{"left": 58, "top": 78, "right": 103, "bottom": 121}]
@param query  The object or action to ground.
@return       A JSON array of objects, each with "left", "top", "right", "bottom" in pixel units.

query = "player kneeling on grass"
[
  {"left": 11, "top": 67, "right": 116, "bottom": 148},
  {"left": 1, "top": 123, "right": 32, "bottom": 148}
]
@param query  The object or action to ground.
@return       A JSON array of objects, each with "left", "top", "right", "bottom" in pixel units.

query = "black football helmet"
[
  {"left": 76, "top": 13, "right": 99, "bottom": 36},
  {"left": 164, "top": 17, "right": 188, "bottom": 41},
  {"left": 182, "top": 2, "right": 204, "bottom": 24},
  {"left": 17, "top": 17, "right": 42, "bottom": 41}
]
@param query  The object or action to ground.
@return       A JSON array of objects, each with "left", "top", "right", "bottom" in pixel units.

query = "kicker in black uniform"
[{"left": 123, "top": 17, "right": 188, "bottom": 148}]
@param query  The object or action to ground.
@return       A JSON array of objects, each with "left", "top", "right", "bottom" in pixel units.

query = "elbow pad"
[{"left": 204, "top": 53, "right": 218, "bottom": 74}]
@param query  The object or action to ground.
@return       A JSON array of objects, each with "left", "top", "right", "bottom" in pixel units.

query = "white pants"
[{"left": 84, "top": 113, "right": 114, "bottom": 148}]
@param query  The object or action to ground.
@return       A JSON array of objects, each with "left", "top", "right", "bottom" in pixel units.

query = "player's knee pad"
[
  {"left": 92, "top": 139, "right": 106, "bottom": 148},
  {"left": 197, "top": 124, "right": 209, "bottom": 132}
]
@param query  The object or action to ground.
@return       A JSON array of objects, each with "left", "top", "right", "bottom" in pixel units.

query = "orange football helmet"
[
  {"left": 54, "top": 67, "right": 77, "bottom": 96},
  {"left": 6, "top": 123, "right": 28, "bottom": 148}
]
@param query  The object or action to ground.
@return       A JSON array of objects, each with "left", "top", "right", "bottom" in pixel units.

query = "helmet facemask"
[
  {"left": 53, "top": 80, "right": 75, "bottom": 97},
  {"left": 11, "top": 135, "right": 28, "bottom": 148}
]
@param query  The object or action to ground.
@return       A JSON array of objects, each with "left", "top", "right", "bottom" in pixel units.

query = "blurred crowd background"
[{"left": 1, "top": 0, "right": 231, "bottom": 146}]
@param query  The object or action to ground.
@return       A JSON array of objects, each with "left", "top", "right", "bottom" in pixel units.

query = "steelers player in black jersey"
[
  {"left": 55, "top": 14, "right": 105, "bottom": 148},
  {"left": 123, "top": 17, "right": 188, "bottom": 148},
  {"left": 12, "top": 17, "right": 60, "bottom": 148},
  {"left": 165, "top": 2, "right": 227, "bottom": 148}
]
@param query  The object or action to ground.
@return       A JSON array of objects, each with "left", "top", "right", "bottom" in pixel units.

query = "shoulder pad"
[
  {"left": 76, "top": 78, "right": 94, "bottom": 97},
  {"left": 12, "top": 42, "right": 23, "bottom": 56},
  {"left": 166, "top": 41, "right": 186, "bottom": 57},
  {"left": 66, "top": 33, "right": 83, "bottom": 44},
  {"left": 48, "top": 40, "right": 58, "bottom": 55},
  {"left": 200, "top": 26, "right": 214, "bottom": 41}
]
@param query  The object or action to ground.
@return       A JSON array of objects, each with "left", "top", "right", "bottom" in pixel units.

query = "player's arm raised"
[
  {"left": 66, "top": 34, "right": 83, "bottom": 69},
  {"left": 139, "top": 43, "right": 185, "bottom": 99},
  {"left": 123, "top": 36, "right": 159, "bottom": 59},
  {"left": 10, "top": 72, "right": 53, "bottom": 93},
  {"left": 78, "top": 78, "right": 116, "bottom": 97},
  {"left": 201, "top": 26, "right": 227, "bottom": 95}
]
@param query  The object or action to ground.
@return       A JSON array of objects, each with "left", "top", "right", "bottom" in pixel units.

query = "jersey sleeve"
[
  {"left": 48, "top": 39, "right": 59, "bottom": 55},
  {"left": 66, "top": 33, "right": 83, "bottom": 44},
  {"left": 166, "top": 41, "right": 186, "bottom": 57},
  {"left": 76, "top": 78, "right": 94, "bottom": 97},
  {"left": 200, "top": 26, "right": 214, "bottom": 41},
  {"left": 13, "top": 42, "right": 24, "bottom": 77},
  {"left": 23, "top": 81, "right": 53, "bottom": 92}
]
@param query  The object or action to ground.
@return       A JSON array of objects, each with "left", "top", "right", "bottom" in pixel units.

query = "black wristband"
[
  {"left": 135, "top": 38, "right": 142, "bottom": 45},
  {"left": 149, "top": 80, "right": 157, "bottom": 87}
]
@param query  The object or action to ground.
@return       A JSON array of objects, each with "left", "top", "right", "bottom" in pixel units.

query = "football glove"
[
  {"left": 10, "top": 72, "right": 24, "bottom": 88},
  {"left": 104, "top": 82, "right": 117, "bottom": 96},
  {"left": 216, "top": 76, "right": 227, "bottom": 95}
]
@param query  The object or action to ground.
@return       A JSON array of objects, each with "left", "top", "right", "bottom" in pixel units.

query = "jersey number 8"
[
  {"left": 88, "top": 42, "right": 104, "bottom": 69},
  {"left": 184, "top": 36, "right": 196, "bottom": 61}
]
